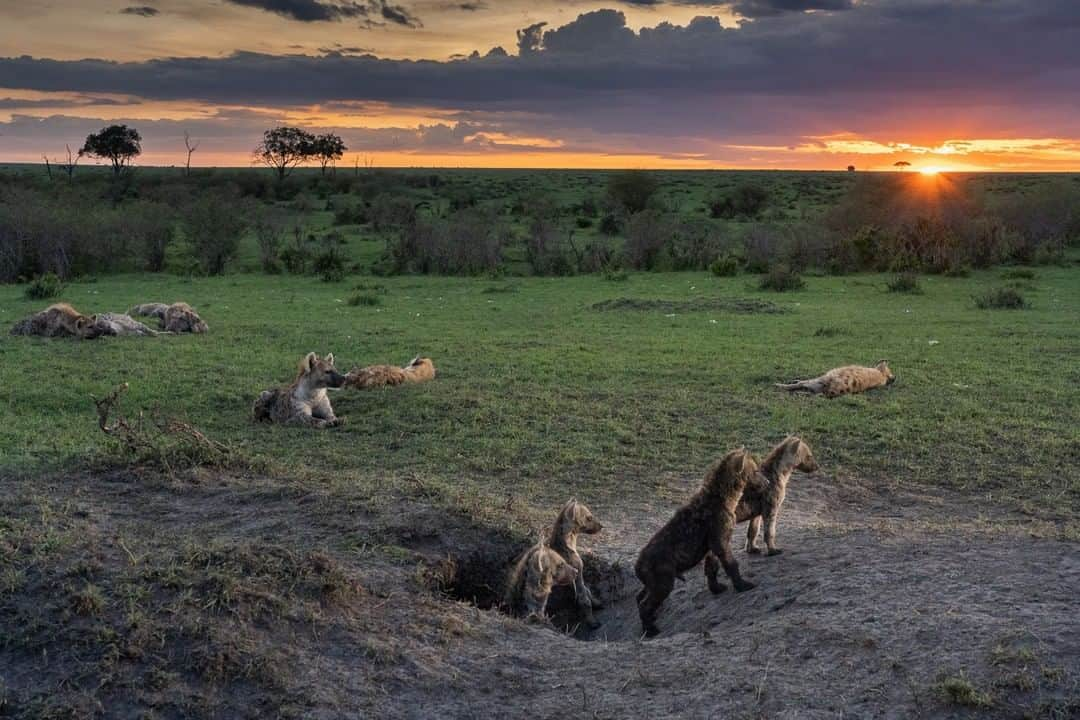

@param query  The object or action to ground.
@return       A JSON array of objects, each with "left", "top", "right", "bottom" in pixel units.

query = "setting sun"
[{"left": 919, "top": 166, "right": 942, "bottom": 175}]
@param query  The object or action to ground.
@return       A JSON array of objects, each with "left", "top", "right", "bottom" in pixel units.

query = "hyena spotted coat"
[
  {"left": 252, "top": 352, "right": 347, "bottom": 428},
  {"left": 776, "top": 361, "right": 895, "bottom": 398},
  {"left": 546, "top": 500, "right": 604, "bottom": 629},
  {"left": 10, "top": 303, "right": 103, "bottom": 339},
  {"left": 738, "top": 436, "right": 819, "bottom": 556},
  {"left": 129, "top": 302, "right": 209, "bottom": 334},
  {"left": 504, "top": 543, "right": 578, "bottom": 620},
  {"left": 634, "top": 449, "right": 759, "bottom": 637},
  {"left": 91, "top": 313, "right": 163, "bottom": 337},
  {"left": 345, "top": 356, "right": 435, "bottom": 390}
]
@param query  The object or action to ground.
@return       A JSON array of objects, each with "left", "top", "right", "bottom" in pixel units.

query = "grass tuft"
[
  {"left": 24, "top": 273, "right": 64, "bottom": 300},
  {"left": 887, "top": 272, "right": 923, "bottom": 294},
  {"left": 347, "top": 292, "right": 382, "bottom": 306},
  {"left": 758, "top": 265, "right": 805, "bottom": 292},
  {"left": 974, "top": 287, "right": 1027, "bottom": 309},
  {"left": 934, "top": 673, "right": 994, "bottom": 708}
]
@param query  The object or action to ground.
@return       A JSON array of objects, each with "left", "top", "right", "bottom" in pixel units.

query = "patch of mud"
[{"left": 591, "top": 296, "right": 787, "bottom": 314}]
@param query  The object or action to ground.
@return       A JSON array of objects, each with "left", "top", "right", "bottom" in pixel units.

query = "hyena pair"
[
  {"left": 11, "top": 301, "right": 208, "bottom": 338},
  {"left": 504, "top": 500, "right": 604, "bottom": 628},
  {"left": 253, "top": 354, "right": 436, "bottom": 428},
  {"left": 634, "top": 436, "right": 818, "bottom": 637}
]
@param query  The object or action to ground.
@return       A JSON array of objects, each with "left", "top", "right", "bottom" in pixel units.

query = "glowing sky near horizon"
[{"left": 2, "top": 1, "right": 1080, "bottom": 170}]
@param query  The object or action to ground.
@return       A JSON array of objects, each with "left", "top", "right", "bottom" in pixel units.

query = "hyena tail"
[
  {"left": 9, "top": 319, "right": 33, "bottom": 336},
  {"left": 251, "top": 390, "right": 276, "bottom": 422},
  {"left": 775, "top": 379, "right": 817, "bottom": 393}
]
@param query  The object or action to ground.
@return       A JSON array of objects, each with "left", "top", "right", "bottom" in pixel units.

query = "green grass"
[{"left": 1, "top": 267, "right": 1078, "bottom": 525}]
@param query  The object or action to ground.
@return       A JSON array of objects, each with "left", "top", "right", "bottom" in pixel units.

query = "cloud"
[
  {"left": 377, "top": 0, "right": 421, "bottom": 27},
  {"left": 119, "top": 5, "right": 160, "bottom": 17},
  {"left": 223, "top": 0, "right": 420, "bottom": 25},
  {"left": 727, "top": 0, "right": 854, "bottom": 17}
]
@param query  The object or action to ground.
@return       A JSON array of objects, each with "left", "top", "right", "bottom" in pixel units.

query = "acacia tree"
[
  {"left": 254, "top": 126, "right": 315, "bottom": 180},
  {"left": 80, "top": 124, "right": 142, "bottom": 177},
  {"left": 893, "top": 161, "right": 911, "bottom": 171},
  {"left": 312, "top": 133, "right": 346, "bottom": 175}
]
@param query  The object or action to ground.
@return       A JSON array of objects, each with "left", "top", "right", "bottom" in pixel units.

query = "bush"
[
  {"left": 887, "top": 272, "right": 922, "bottom": 294},
  {"left": 759, "top": 264, "right": 805, "bottom": 292},
  {"left": 333, "top": 202, "right": 368, "bottom": 226},
  {"left": 710, "top": 183, "right": 770, "bottom": 219},
  {"left": 253, "top": 208, "right": 291, "bottom": 274},
  {"left": 312, "top": 248, "right": 346, "bottom": 282},
  {"left": 524, "top": 201, "right": 574, "bottom": 276},
  {"left": 347, "top": 292, "right": 381, "bottom": 306},
  {"left": 124, "top": 201, "right": 175, "bottom": 272},
  {"left": 743, "top": 224, "right": 790, "bottom": 273},
  {"left": 386, "top": 207, "right": 507, "bottom": 275},
  {"left": 606, "top": 171, "right": 659, "bottom": 215},
  {"left": 1001, "top": 268, "right": 1035, "bottom": 280},
  {"left": 974, "top": 287, "right": 1027, "bottom": 309},
  {"left": 24, "top": 272, "right": 64, "bottom": 300},
  {"left": 598, "top": 213, "right": 620, "bottom": 235},
  {"left": 602, "top": 267, "right": 629, "bottom": 282},
  {"left": 625, "top": 210, "right": 670, "bottom": 270},
  {"left": 710, "top": 256, "right": 740, "bottom": 277},
  {"left": 184, "top": 194, "right": 249, "bottom": 275}
]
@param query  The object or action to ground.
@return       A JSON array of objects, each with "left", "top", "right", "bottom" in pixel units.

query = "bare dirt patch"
[{"left": 1, "top": 469, "right": 1077, "bottom": 719}]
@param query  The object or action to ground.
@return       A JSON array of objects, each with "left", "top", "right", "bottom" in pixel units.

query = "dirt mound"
[{"left": 590, "top": 297, "right": 787, "bottom": 314}]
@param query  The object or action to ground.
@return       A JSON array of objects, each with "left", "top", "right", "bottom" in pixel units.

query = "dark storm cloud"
[
  {"left": 223, "top": 0, "right": 419, "bottom": 25},
  {"left": 119, "top": 5, "right": 160, "bottom": 17},
  {"left": 377, "top": 0, "right": 421, "bottom": 27},
  {"left": 728, "top": 0, "right": 853, "bottom": 16},
  {"left": 2, "top": 1, "right": 1079, "bottom": 114}
]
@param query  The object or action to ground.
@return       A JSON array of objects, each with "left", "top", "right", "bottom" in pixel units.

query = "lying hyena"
[
  {"left": 10, "top": 303, "right": 103, "bottom": 339},
  {"left": 635, "top": 449, "right": 759, "bottom": 637},
  {"left": 504, "top": 543, "right": 578, "bottom": 620},
  {"left": 738, "top": 436, "right": 819, "bottom": 556},
  {"left": 546, "top": 499, "right": 604, "bottom": 629},
  {"left": 345, "top": 356, "right": 436, "bottom": 390},
  {"left": 129, "top": 302, "right": 209, "bottom": 334},
  {"left": 252, "top": 352, "right": 347, "bottom": 428},
  {"left": 776, "top": 361, "right": 895, "bottom": 398},
  {"left": 90, "top": 313, "right": 163, "bottom": 337}
]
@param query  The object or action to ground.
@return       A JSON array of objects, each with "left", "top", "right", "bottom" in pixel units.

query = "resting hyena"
[
  {"left": 90, "top": 313, "right": 163, "bottom": 337},
  {"left": 10, "top": 303, "right": 104, "bottom": 339},
  {"left": 635, "top": 449, "right": 758, "bottom": 637},
  {"left": 504, "top": 543, "right": 578, "bottom": 620},
  {"left": 345, "top": 356, "right": 436, "bottom": 389},
  {"left": 738, "top": 436, "right": 819, "bottom": 556},
  {"left": 776, "top": 361, "right": 895, "bottom": 398},
  {"left": 252, "top": 352, "right": 347, "bottom": 428},
  {"left": 546, "top": 499, "right": 604, "bottom": 629},
  {"left": 129, "top": 302, "right": 208, "bottom": 334}
]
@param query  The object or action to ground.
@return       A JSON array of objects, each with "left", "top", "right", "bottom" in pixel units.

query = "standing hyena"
[
  {"left": 252, "top": 352, "right": 347, "bottom": 428},
  {"left": 504, "top": 543, "right": 579, "bottom": 620},
  {"left": 634, "top": 449, "right": 759, "bottom": 638},
  {"left": 345, "top": 356, "right": 436, "bottom": 389},
  {"left": 129, "top": 302, "right": 209, "bottom": 334},
  {"left": 546, "top": 499, "right": 604, "bottom": 629},
  {"left": 776, "top": 361, "right": 895, "bottom": 398},
  {"left": 10, "top": 303, "right": 104, "bottom": 339},
  {"left": 738, "top": 436, "right": 819, "bottom": 556}
]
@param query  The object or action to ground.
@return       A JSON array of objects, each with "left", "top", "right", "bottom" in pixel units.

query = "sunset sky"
[{"left": 2, "top": 1, "right": 1080, "bottom": 170}]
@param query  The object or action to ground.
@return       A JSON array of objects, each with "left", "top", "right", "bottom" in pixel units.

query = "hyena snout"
[{"left": 326, "top": 369, "right": 348, "bottom": 388}]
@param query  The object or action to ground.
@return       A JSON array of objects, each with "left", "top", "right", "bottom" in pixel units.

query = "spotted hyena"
[
  {"left": 129, "top": 302, "right": 208, "bottom": 334},
  {"left": 738, "top": 436, "right": 819, "bottom": 556},
  {"left": 546, "top": 499, "right": 604, "bottom": 629},
  {"left": 10, "top": 303, "right": 104, "bottom": 339},
  {"left": 776, "top": 361, "right": 895, "bottom": 398},
  {"left": 90, "top": 312, "right": 163, "bottom": 337},
  {"left": 634, "top": 449, "right": 759, "bottom": 637},
  {"left": 345, "top": 356, "right": 436, "bottom": 389},
  {"left": 504, "top": 543, "right": 578, "bottom": 620},
  {"left": 252, "top": 352, "right": 347, "bottom": 428}
]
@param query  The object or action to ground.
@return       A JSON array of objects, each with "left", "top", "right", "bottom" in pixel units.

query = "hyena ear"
[
  {"left": 302, "top": 352, "right": 317, "bottom": 372},
  {"left": 326, "top": 353, "right": 335, "bottom": 365}
]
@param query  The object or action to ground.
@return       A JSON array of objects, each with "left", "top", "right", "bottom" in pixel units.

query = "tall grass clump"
[
  {"left": 973, "top": 287, "right": 1027, "bottom": 309},
  {"left": 24, "top": 272, "right": 64, "bottom": 300}
]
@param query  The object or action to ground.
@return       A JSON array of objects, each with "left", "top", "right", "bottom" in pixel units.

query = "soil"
[{"left": 1, "top": 469, "right": 1076, "bottom": 719}]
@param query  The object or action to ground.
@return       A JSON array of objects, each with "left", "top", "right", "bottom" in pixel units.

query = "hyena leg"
[
  {"left": 525, "top": 590, "right": 550, "bottom": 618},
  {"left": 704, "top": 552, "right": 727, "bottom": 594},
  {"left": 746, "top": 516, "right": 763, "bottom": 554},
  {"left": 637, "top": 573, "right": 674, "bottom": 638},
  {"left": 764, "top": 511, "right": 783, "bottom": 556},
  {"left": 712, "top": 512, "right": 755, "bottom": 592},
  {"left": 574, "top": 574, "right": 601, "bottom": 627}
]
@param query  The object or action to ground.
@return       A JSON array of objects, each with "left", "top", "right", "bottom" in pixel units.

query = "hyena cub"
[
  {"left": 776, "top": 361, "right": 895, "bottom": 398},
  {"left": 345, "top": 356, "right": 436, "bottom": 389},
  {"left": 252, "top": 352, "right": 347, "bottom": 428},
  {"left": 504, "top": 543, "right": 578, "bottom": 620},
  {"left": 738, "top": 436, "right": 818, "bottom": 556},
  {"left": 129, "top": 302, "right": 209, "bottom": 333},
  {"left": 546, "top": 499, "right": 604, "bottom": 629},
  {"left": 635, "top": 449, "right": 758, "bottom": 638},
  {"left": 10, "top": 303, "right": 103, "bottom": 339}
]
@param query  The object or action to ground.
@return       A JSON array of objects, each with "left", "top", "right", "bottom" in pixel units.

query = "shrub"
[
  {"left": 370, "top": 194, "right": 416, "bottom": 232},
  {"left": 333, "top": 202, "right": 368, "bottom": 226},
  {"left": 386, "top": 207, "right": 507, "bottom": 275},
  {"left": 575, "top": 217, "right": 593, "bottom": 229},
  {"left": 24, "top": 272, "right": 64, "bottom": 299},
  {"left": 759, "top": 264, "right": 805, "bottom": 292},
  {"left": 625, "top": 210, "right": 670, "bottom": 270},
  {"left": 887, "top": 272, "right": 922, "bottom": 294},
  {"left": 602, "top": 267, "right": 629, "bottom": 282},
  {"left": 1001, "top": 268, "right": 1035, "bottom": 280},
  {"left": 710, "top": 256, "right": 740, "bottom": 277},
  {"left": 710, "top": 183, "right": 769, "bottom": 219},
  {"left": 124, "top": 201, "right": 175, "bottom": 272},
  {"left": 524, "top": 201, "right": 574, "bottom": 276},
  {"left": 598, "top": 213, "right": 620, "bottom": 235},
  {"left": 974, "top": 287, "right": 1027, "bottom": 309},
  {"left": 606, "top": 170, "right": 659, "bottom": 214},
  {"left": 347, "top": 292, "right": 381, "bottom": 306},
  {"left": 184, "top": 194, "right": 249, "bottom": 275},
  {"left": 743, "top": 224, "right": 790, "bottom": 273},
  {"left": 312, "top": 248, "right": 346, "bottom": 282},
  {"left": 667, "top": 219, "right": 729, "bottom": 271},
  {"left": 253, "top": 208, "right": 290, "bottom": 274}
]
